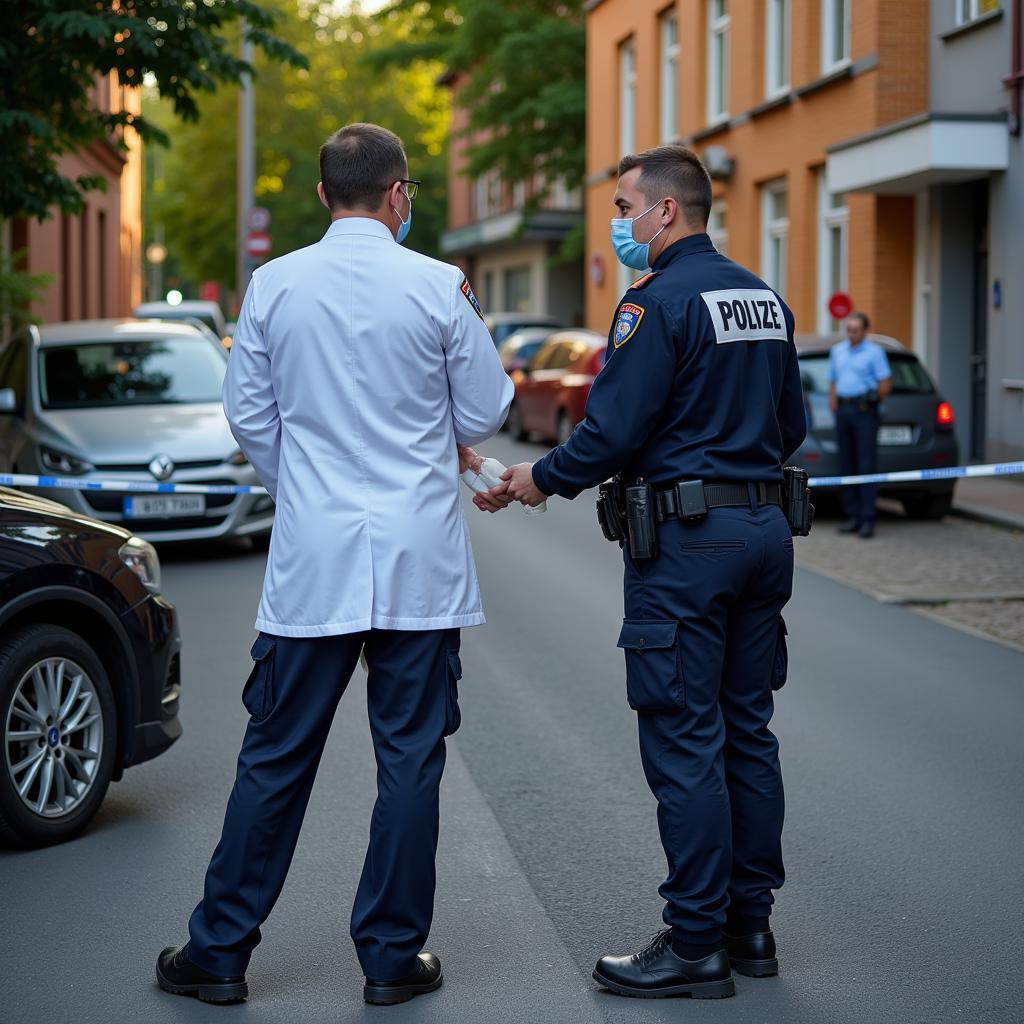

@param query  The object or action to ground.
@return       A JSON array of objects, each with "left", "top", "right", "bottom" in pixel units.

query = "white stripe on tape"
[
  {"left": 808, "top": 461, "right": 1024, "bottom": 488},
  {"left": 0, "top": 473, "right": 269, "bottom": 496}
]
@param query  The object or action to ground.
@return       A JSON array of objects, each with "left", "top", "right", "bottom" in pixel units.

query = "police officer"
[
  {"left": 829, "top": 311, "right": 892, "bottom": 538},
  {"left": 155, "top": 124, "right": 512, "bottom": 1007},
  {"left": 497, "top": 145, "right": 807, "bottom": 999}
]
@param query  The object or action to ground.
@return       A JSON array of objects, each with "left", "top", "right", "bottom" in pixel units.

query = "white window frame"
[
  {"left": 473, "top": 169, "right": 501, "bottom": 221},
  {"left": 708, "top": 199, "right": 728, "bottom": 254},
  {"left": 816, "top": 171, "right": 849, "bottom": 333},
  {"left": 765, "top": 0, "right": 790, "bottom": 97},
  {"left": 957, "top": 0, "right": 1001, "bottom": 24},
  {"left": 619, "top": 37, "right": 637, "bottom": 157},
  {"left": 706, "top": 0, "right": 730, "bottom": 125},
  {"left": 821, "top": 0, "right": 850, "bottom": 74},
  {"left": 760, "top": 179, "right": 788, "bottom": 297},
  {"left": 660, "top": 9, "right": 680, "bottom": 143}
]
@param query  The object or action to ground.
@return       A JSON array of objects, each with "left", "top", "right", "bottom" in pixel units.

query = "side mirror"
[{"left": 0, "top": 388, "right": 16, "bottom": 413}]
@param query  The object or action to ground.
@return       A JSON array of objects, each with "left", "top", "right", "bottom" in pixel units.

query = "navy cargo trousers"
[
  {"left": 619, "top": 501, "right": 793, "bottom": 946},
  {"left": 186, "top": 627, "right": 463, "bottom": 981}
]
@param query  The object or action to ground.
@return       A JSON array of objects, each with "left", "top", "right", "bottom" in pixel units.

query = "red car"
[{"left": 506, "top": 330, "right": 607, "bottom": 444}]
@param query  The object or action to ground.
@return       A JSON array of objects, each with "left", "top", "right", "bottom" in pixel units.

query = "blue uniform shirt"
[
  {"left": 828, "top": 339, "right": 892, "bottom": 398},
  {"left": 532, "top": 233, "right": 807, "bottom": 500}
]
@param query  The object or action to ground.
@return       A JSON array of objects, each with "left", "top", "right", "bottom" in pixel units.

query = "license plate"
[
  {"left": 123, "top": 495, "right": 206, "bottom": 518},
  {"left": 877, "top": 425, "right": 913, "bottom": 446}
]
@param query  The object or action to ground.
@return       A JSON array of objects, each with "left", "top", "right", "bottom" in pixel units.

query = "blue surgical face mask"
[
  {"left": 393, "top": 191, "right": 413, "bottom": 245},
  {"left": 610, "top": 199, "right": 668, "bottom": 270}
]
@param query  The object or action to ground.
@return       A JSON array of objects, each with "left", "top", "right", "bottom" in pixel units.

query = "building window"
[
  {"left": 816, "top": 172, "right": 849, "bottom": 332},
  {"left": 708, "top": 200, "right": 728, "bottom": 254},
  {"left": 765, "top": 0, "right": 790, "bottom": 97},
  {"left": 707, "top": 0, "right": 730, "bottom": 123},
  {"left": 821, "top": 0, "right": 850, "bottom": 72},
  {"left": 512, "top": 180, "right": 527, "bottom": 209},
  {"left": 473, "top": 170, "right": 501, "bottom": 221},
  {"left": 760, "top": 180, "right": 788, "bottom": 296},
  {"left": 504, "top": 265, "right": 532, "bottom": 313},
  {"left": 957, "top": 0, "right": 1000, "bottom": 23},
  {"left": 619, "top": 37, "right": 637, "bottom": 156},
  {"left": 660, "top": 9, "right": 680, "bottom": 142}
]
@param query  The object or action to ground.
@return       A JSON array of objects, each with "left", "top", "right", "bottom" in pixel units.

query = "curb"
[{"left": 952, "top": 503, "right": 1024, "bottom": 533}]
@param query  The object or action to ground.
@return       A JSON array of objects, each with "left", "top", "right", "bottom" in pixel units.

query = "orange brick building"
[
  {"left": 12, "top": 74, "right": 143, "bottom": 324},
  {"left": 585, "top": 0, "right": 928, "bottom": 343}
]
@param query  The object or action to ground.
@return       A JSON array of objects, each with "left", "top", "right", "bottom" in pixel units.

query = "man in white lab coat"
[{"left": 156, "top": 123, "right": 513, "bottom": 1008}]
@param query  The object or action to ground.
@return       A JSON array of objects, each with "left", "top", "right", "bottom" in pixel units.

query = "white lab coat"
[{"left": 223, "top": 217, "right": 513, "bottom": 637}]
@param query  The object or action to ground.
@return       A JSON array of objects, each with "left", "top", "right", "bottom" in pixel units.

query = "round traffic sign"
[
  {"left": 828, "top": 291, "right": 853, "bottom": 320},
  {"left": 247, "top": 206, "right": 271, "bottom": 231},
  {"left": 245, "top": 231, "right": 272, "bottom": 259}
]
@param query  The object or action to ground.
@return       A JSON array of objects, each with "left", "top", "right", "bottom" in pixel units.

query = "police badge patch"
[
  {"left": 460, "top": 276, "right": 484, "bottom": 321},
  {"left": 614, "top": 302, "right": 645, "bottom": 348}
]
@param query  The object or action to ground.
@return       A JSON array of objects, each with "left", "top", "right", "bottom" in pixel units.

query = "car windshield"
[
  {"left": 799, "top": 352, "right": 935, "bottom": 396},
  {"left": 39, "top": 338, "right": 227, "bottom": 409}
]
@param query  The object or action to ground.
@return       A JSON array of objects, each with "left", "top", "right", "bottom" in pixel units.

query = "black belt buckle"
[{"left": 675, "top": 480, "right": 708, "bottom": 523}]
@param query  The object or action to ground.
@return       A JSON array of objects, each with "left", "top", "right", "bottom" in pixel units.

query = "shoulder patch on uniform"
[
  {"left": 628, "top": 271, "right": 659, "bottom": 290},
  {"left": 459, "top": 276, "right": 484, "bottom": 321},
  {"left": 700, "top": 288, "right": 788, "bottom": 345},
  {"left": 614, "top": 302, "right": 645, "bottom": 349}
]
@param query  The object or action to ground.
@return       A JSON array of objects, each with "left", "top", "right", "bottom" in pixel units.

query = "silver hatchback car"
[{"left": 0, "top": 319, "right": 274, "bottom": 542}]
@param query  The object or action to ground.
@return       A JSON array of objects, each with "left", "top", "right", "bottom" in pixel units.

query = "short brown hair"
[
  {"left": 618, "top": 145, "right": 713, "bottom": 228},
  {"left": 849, "top": 311, "right": 870, "bottom": 329},
  {"left": 319, "top": 123, "right": 407, "bottom": 212}
]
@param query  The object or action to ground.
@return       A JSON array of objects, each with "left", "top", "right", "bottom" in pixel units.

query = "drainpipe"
[{"left": 1006, "top": 0, "right": 1023, "bottom": 135}]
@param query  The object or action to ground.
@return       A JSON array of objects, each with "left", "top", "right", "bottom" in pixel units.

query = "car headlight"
[
  {"left": 40, "top": 445, "right": 93, "bottom": 475},
  {"left": 228, "top": 449, "right": 249, "bottom": 466},
  {"left": 119, "top": 537, "right": 162, "bottom": 595}
]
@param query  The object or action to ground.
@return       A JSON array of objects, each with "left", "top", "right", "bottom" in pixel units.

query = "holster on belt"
[{"left": 596, "top": 479, "right": 626, "bottom": 543}]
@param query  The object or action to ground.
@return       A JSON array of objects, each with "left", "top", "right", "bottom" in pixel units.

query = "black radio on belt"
[
  {"left": 782, "top": 466, "right": 814, "bottom": 536},
  {"left": 625, "top": 482, "right": 658, "bottom": 560},
  {"left": 596, "top": 479, "right": 626, "bottom": 543}
]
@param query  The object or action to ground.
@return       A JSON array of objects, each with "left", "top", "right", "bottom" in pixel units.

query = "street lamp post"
[{"left": 236, "top": 29, "right": 255, "bottom": 308}]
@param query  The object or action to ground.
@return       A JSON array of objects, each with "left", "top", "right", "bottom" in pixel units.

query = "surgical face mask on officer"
[
  {"left": 610, "top": 199, "right": 669, "bottom": 271},
  {"left": 393, "top": 186, "right": 413, "bottom": 245}
]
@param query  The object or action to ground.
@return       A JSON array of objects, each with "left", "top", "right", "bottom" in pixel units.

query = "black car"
[
  {"left": 793, "top": 335, "right": 960, "bottom": 519},
  {"left": 0, "top": 487, "right": 180, "bottom": 847}
]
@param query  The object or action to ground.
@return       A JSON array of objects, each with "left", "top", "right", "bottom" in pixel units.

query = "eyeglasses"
[{"left": 395, "top": 179, "right": 420, "bottom": 201}]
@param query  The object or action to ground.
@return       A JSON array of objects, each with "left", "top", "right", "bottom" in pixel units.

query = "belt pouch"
[{"left": 625, "top": 483, "right": 658, "bottom": 560}]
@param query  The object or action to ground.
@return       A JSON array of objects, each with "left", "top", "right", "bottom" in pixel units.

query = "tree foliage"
[
  {"left": 0, "top": 0, "right": 306, "bottom": 222},
  {"left": 372, "top": 0, "right": 586, "bottom": 196},
  {"left": 149, "top": 0, "right": 452, "bottom": 290}
]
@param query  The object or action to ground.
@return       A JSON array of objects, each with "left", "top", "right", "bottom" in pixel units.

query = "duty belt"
[{"left": 654, "top": 481, "right": 783, "bottom": 524}]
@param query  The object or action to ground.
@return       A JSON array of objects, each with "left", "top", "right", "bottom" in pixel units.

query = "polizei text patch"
[{"left": 701, "top": 289, "right": 788, "bottom": 345}]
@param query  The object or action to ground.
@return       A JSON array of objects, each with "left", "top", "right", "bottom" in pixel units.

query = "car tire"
[
  {"left": 0, "top": 625, "right": 117, "bottom": 849},
  {"left": 902, "top": 493, "right": 954, "bottom": 520},
  {"left": 556, "top": 411, "right": 575, "bottom": 445},
  {"left": 506, "top": 402, "right": 528, "bottom": 442}
]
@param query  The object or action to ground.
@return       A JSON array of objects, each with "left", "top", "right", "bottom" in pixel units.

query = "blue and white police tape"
[
  {"left": 0, "top": 461, "right": 1021, "bottom": 497},
  {"left": 0, "top": 472, "right": 269, "bottom": 496},
  {"left": 809, "top": 461, "right": 1024, "bottom": 489}
]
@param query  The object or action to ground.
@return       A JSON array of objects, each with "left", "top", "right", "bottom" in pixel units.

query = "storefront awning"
[
  {"left": 440, "top": 209, "right": 581, "bottom": 257},
  {"left": 826, "top": 113, "right": 1009, "bottom": 195}
]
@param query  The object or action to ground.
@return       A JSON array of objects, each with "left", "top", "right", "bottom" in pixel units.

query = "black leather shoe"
[
  {"left": 723, "top": 929, "right": 779, "bottom": 977},
  {"left": 156, "top": 945, "right": 248, "bottom": 1004},
  {"left": 859, "top": 522, "right": 875, "bottom": 538},
  {"left": 837, "top": 519, "right": 861, "bottom": 534},
  {"left": 364, "top": 953, "right": 443, "bottom": 1006},
  {"left": 593, "top": 930, "right": 735, "bottom": 999}
]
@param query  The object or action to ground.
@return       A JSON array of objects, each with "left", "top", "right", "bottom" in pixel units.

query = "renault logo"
[{"left": 149, "top": 454, "right": 175, "bottom": 481}]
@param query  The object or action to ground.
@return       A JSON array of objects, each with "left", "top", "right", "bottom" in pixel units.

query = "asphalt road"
[{"left": 2, "top": 433, "right": 1023, "bottom": 1024}]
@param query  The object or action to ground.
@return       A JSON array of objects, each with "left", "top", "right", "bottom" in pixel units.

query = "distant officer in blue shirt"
[
  {"left": 828, "top": 312, "right": 892, "bottom": 538},
  {"left": 489, "top": 145, "right": 807, "bottom": 1000}
]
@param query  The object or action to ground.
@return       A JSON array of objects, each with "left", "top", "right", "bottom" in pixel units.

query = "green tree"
[
  {"left": 0, "top": 0, "right": 305, "bottom": 222},
  {"left": 150, "top": 0, "right": 451, "bottom": 290},
  {"left": 372, "top": 0, "right": 586, "bottom": 203}
]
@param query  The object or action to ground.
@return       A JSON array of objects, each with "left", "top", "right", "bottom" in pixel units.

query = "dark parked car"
[
  {"left": 0, "top": 488, "right": 180, "bottom": 847},
  {"left": 793, "top": 334, "right": 959, "bottom": 519},
  {"left": 506, "top": 330, "right": 607, "bottom": 445}
]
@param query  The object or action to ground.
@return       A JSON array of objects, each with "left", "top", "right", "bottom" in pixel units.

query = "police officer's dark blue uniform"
[{"left": 529, "top": 161, "right": 806, "bottom": 998}]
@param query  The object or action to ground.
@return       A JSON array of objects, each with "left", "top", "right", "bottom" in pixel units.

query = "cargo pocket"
[
  {"left": 242, "top": 634, "right": 277, "bottom": 721},
  {"left": 771, "top": 617, "right": 789, "bottom": 691},
  {"left": 444, "top": 649, "right": 463, "bottom": 737},
  {"left": 617, "top": 619, "right": 685, "bottom": 713}
]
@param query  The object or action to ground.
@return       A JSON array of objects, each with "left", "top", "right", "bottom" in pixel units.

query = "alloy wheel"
[{"left": 4, "top": 657, "right": 104, "bottom": 819}]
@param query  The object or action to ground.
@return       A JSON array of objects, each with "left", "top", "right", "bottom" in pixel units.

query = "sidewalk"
[{"left": 954, "top": 474, "right": 1024, "bottom": 531}]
